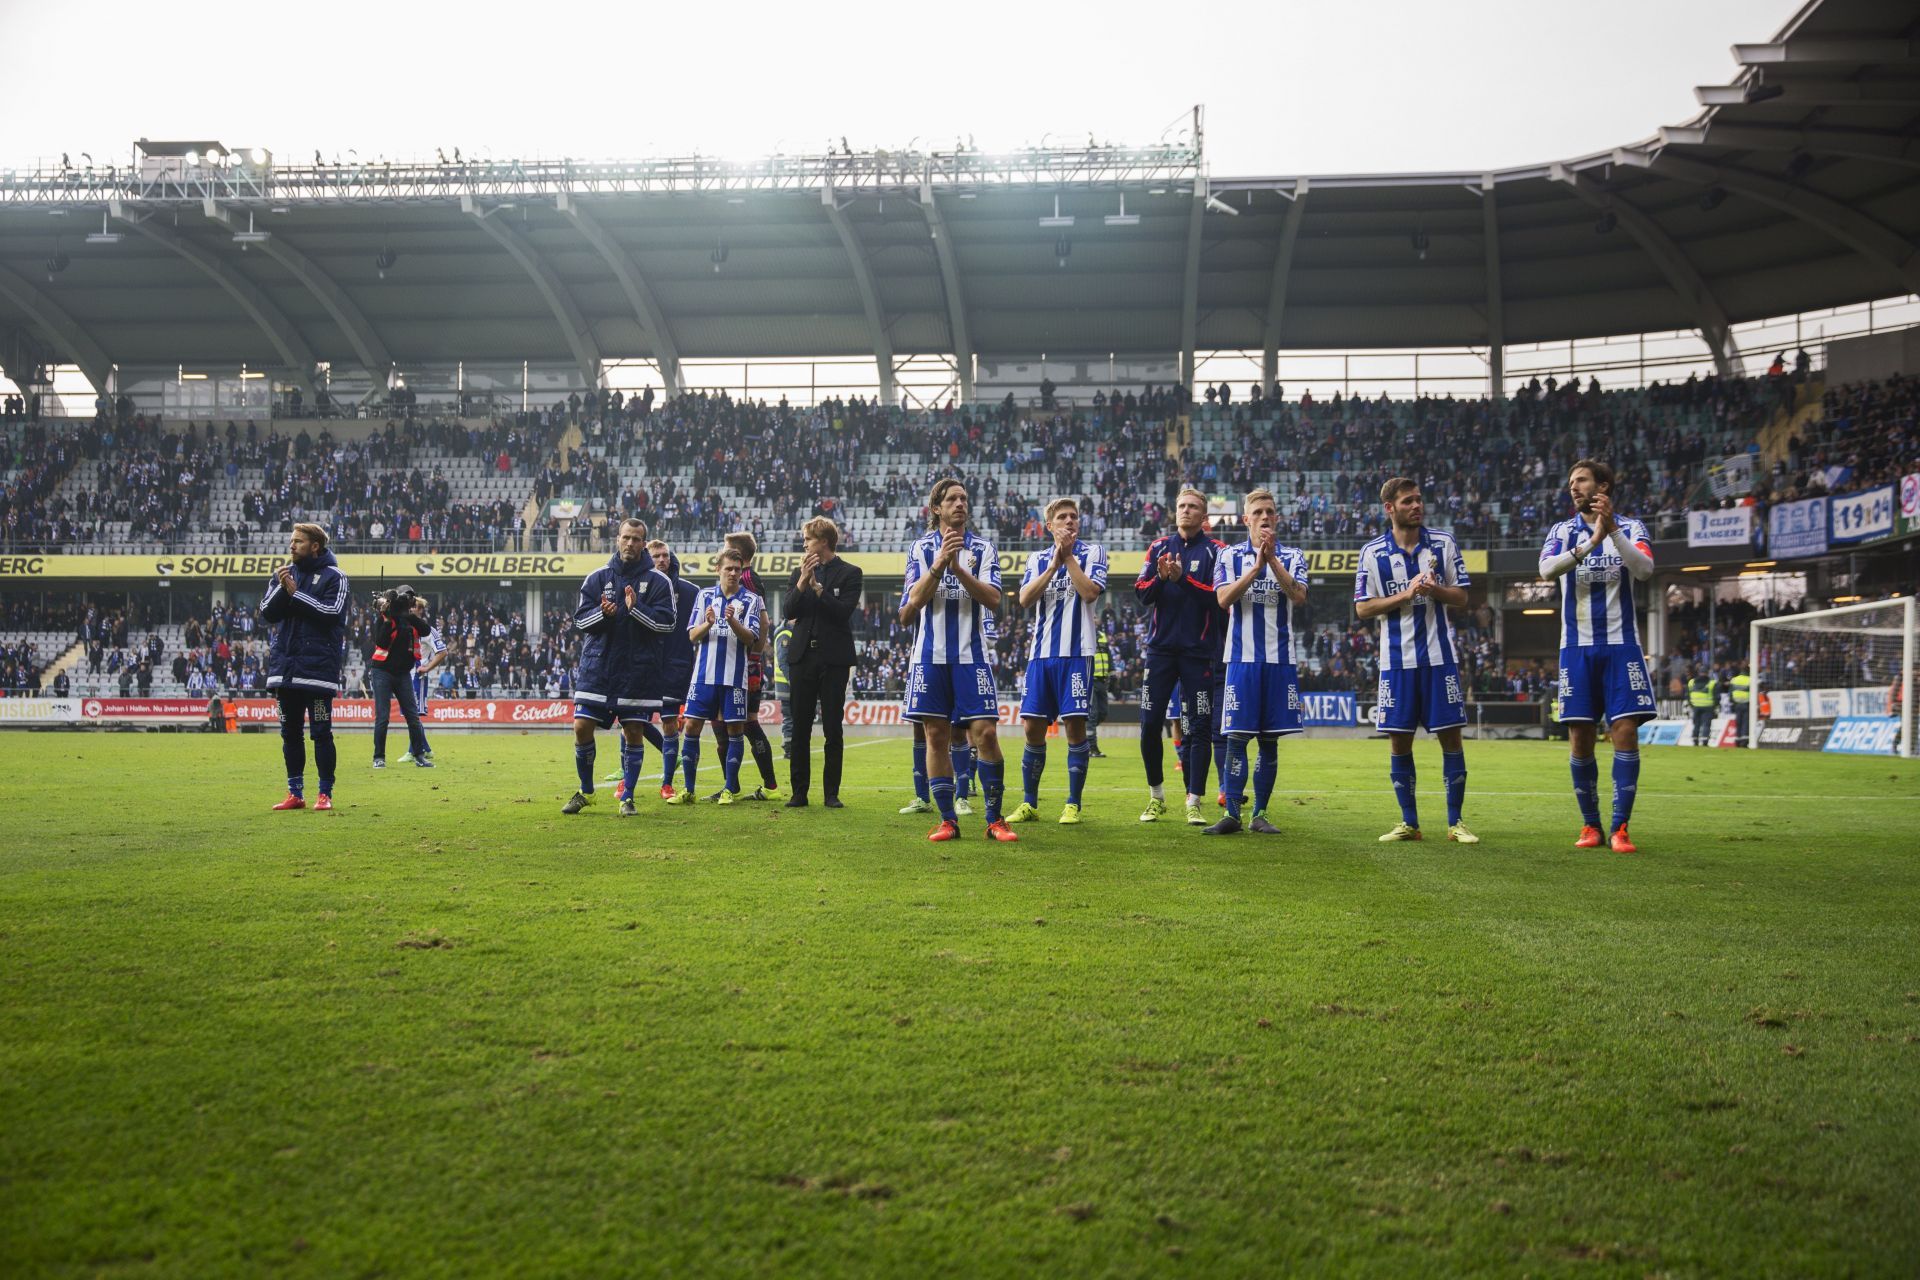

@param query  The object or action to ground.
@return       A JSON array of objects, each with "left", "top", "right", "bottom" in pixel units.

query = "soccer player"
[
  {"left": 1207, "top": 489, "right": 1309, "bottom": 836},
  {"left": 561, "top": 518, "right": 678, "bottom": 816},
  {"left": 406, "top": 595, "right": 445, "bottom": 765},
  {"left": 261, "top": 523, "right": 348, "bottom": 811},
  {"left": 1354, "top": 477, "right": 1478, "bottom": 844},
  {"left": 638, "top": 538, "right": 700, "bottom": 799},
  {"left": 1006, "top": 497, "right": 1108, "bottom": 824},
  {"left": 1539, "top": 458, "right": 1657, "bottom": 852},
  {"left": 899, "top": 712, "right": 979, "bottom": 814},
  {"left": 899, "top": 478, "right": 1016, "bottom": 842},
  {"left": 1134, "top": 487, "right": 1221, "bottom": 825},
  {"left": 717, "top": 531, "right": 783, "bottom": 801},
  {"left": 667, "top": 545, "right": 763, "bottom": 805}
]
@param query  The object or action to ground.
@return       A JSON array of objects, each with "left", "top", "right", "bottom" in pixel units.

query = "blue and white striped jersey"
[
  {"left": 1353, "top": 529, "right": 1469, "bottom": 670},
  {"left": 900, "top": 528, "right": 1001, "bottom": 665},
  {"left": 689, "top": 586, "right": 763, "bottom": 686},
  {"left": 1213, "top": 540, "right": 1310, "bottom": 665},
  {"left": 413, "top": 624, "right": 447, "bottom": 673},
  {"left": 1539, "top": 514, "right": 1653, "bottom": 649},
  {"left": 1021, "top": 540, "right": 1109, "bottom": 660}
]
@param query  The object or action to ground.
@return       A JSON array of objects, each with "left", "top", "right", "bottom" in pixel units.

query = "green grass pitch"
[{"left": 1, "top": 731, "right": 1917, "bottom": 1278}]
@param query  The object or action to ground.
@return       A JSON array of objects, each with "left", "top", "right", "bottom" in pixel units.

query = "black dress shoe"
[
  {"left": 823, "top": 796, "right": 845, "bottom": 809},
  {"left": 784, "top": 795, "right": 809, "bottom": 808}
]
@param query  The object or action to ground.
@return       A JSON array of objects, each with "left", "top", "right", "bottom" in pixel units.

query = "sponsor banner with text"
[
  {"left": 1687, "top": 507, "right": 1754, "bottom": 548},
  {"left": 1822, "top": 716, "right": 1901, "bottom": 756},
  {"left": 0, "top": 697, "right": 81, "bottom": 724},
  {"left": 0, "top": 545, "right": 1486, "bottom": 583},
  {"left": 1828, "top": 485, "right": 1895, "bottom": 546}
]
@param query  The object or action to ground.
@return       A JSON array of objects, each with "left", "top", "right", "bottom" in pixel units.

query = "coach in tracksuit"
[
  {"left": 561, "top": 517, "right": 678, "bottom": 815},
  {"left": 1134, "top": 486, "right": 1225, "bottom": 824},
  {"left": 261, "top": 521, "right": 349, "bottom": 811}
]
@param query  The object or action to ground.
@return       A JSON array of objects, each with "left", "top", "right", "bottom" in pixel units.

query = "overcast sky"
[{"left": 0, "top": 0, "right": 1793, "bottom": 176}]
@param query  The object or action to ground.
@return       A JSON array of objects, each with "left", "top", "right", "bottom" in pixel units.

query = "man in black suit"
[{"left": 783, "top": 516, "right": 864, "bottom": 808}]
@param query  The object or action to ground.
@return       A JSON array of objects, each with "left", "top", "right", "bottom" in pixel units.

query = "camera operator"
[{"left": 368, "top": 585, "right": 435, "bottom": 768}]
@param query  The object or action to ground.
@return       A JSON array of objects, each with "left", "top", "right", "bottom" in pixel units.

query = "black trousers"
[{"left": 786, "top": 661, "right": 850, "bottom": 800}]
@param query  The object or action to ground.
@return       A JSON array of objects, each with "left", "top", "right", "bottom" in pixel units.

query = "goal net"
[{"left": 1751, "top": 598, "right": 1915, "bottom": 757}]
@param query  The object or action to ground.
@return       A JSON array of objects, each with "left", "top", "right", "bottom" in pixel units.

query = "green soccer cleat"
[
  {"left": 1139, "top": 796, "right": 1168, "bottom": 822},
  {"left": 561, "top": 791, "right": 594, "bottom": 815},
  {"left": 715, "top": 789, "right": 739, "bottom": 807},
  {"left": 953, "top": 797, "right": 974, "bottom": 816},
  {"left": 1447, "top": 823, "right": 1480, "bottom": 844},
  {"left": 1378, "top": 822, "right": 1422, "bottom": 842},
  {"left": 898, "top": 797, "right": 932, "bottom": 814},
  {"left": 1184, "top": 802, "right": 1207, "bottom": 826},
  {"left": 663, "top": 791, "right": 695, "bottom": 806},
  {"left": 753, "top": 785, "right": 782, "bottom": 802},
  {"left": 1004, "top": 802, "right": 1040, "bottom": 823},
  {"left": 1058, "top": 803, "right": 1082, "bottom": 825}
]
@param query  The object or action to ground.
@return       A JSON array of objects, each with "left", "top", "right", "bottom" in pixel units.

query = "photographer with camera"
[{"left": 368, "top": 585, "right": 435, "bottom": 769}]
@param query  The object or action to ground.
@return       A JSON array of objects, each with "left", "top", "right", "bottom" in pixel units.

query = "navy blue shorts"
[
  {"left": 1377, "top": 662, "right": 1468, "bottom": 734},
  {"left": 573, "top": 694, "right": 661, "bottom": 728},
  {"left": 904, "top": 661, "right": 999, "bottom": 724},
  {"left": 1020, "top": 655, "right": 1092, "bottom": 722},
  {"left": 1556, "top": 645, "right": 1658, "bottom": 725},
  {"left": 1222, "top": 661, "right": 1303, "bottom": 737},
  {"left": 684, "top": 682, "right": 749, "bottom": 724},
  {"left": 1140, "top": 651, "right": 1213, "bottom": 735}
]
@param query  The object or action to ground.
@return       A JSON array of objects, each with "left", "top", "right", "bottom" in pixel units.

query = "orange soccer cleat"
[
  {"left": 928, "top": 819, "right": 962, "bottom": 842},
  {"left": 985, "top": 819, "right": 1020, "bottom": 843},
  {"left": 659, "top": 783, "right": 676, "bottom": 801},
  {"left": 271, "top": 793, "right": 306, "bottom": 811},
  {"left": 614, "top": 780, "right": 627, "bottom": 801},
  {"left": 1610, "top": 825, "right": 1638, "bottom": 854},
  {"left": 1216, "top": 791, "right": 1226, "bottom": 807},
  {"left": 1574, "top": 824, "right": 1604, "bottom": 849},
  {"left": 313, "top": 794, "right": 333, "bottom": 811}
]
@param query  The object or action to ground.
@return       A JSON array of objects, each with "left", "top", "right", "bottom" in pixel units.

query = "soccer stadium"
[{"left": 2, "top": 0, "right": 1918, "bottom": 1273}]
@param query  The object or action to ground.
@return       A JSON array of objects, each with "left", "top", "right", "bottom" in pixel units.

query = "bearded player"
[
  {"left": 899, "top": 478, "right": 1015, "bottom": 842},
  {"left": 1538, "top": 458, "right": 1657, "bottom": 852},
  {"left": 1354, "top": 477, "right": 1477, "bottom": 844}
]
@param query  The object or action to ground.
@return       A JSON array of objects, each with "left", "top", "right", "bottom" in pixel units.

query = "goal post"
[{"left": 1750, "top": 597, "right": 1915, "bottom": 758}]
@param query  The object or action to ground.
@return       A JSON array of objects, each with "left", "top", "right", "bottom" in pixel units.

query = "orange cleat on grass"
[
  {"left": 1610, "top": 825, "right": 1638, "bottom": 854},
  {"left": 1574, "top": 825, "right": 1604, "bottom": 849}
]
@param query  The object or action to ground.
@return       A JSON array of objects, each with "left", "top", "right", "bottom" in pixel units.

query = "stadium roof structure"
[{"left": 0, "top": 0, "right": 1915, "bottom": 401}]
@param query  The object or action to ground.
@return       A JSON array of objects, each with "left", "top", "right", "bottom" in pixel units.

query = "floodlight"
[
  {"left": 250, "top": 148, "right": 267, "bottom": 164},
  {"left": 231, "top": 210, "right": 271, "bottom": 247},
  {"left": 85, "top": 210, "right": 122, "bottom": 245},
  {"left": 1038, "top": 194, "right": 1074, "bottom": 229},
  {"left": 1104, "top": 193, "right": 1139, "bottom": 227},
  {"left": 185, "top": 150, "right": 199, "bottom": 165}
]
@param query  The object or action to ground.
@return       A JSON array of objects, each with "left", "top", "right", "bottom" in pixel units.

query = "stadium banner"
[
  {"left": 1641, "top": 716, "right": 1738, "bottom": 747},
  {"left": 0, "top": 547, "right": 1489, "bottom": 583},
  {"left": 1828, "top": 485, "right": 1895, "bottom": 546},
  {"left": 78, "top": 697, "right": 210, "bottom": 724},
  {"left": 1769, "top": 690, "right": 1809, "bottom": 720},
  {"left": 1901, "top": 473, "right": 1920, "bottom": 535},
  {"left": 1704, "top": 452, "right": 1755, "bottom": 499},
  {"left": 1687, "top": 507, "right": 1754, "bottom": 548},
  {"left": 1822, "top": 716, "right": 1901, "bottom": 756},
  {"left": 1811, "top": 688, "right": 1849, "bottom": 719},
  {"left": 1768, "top": 497, "right": 1828, "bottom": 559},
  {"left": 1299, "top": 691, "right": 1359, "bottom": 727},
  {"left": 0, "top": 697, "right": 81, "bottom": 724},
  {"left": 228, "top": 698, "right": 580, "bottom": 727}
]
